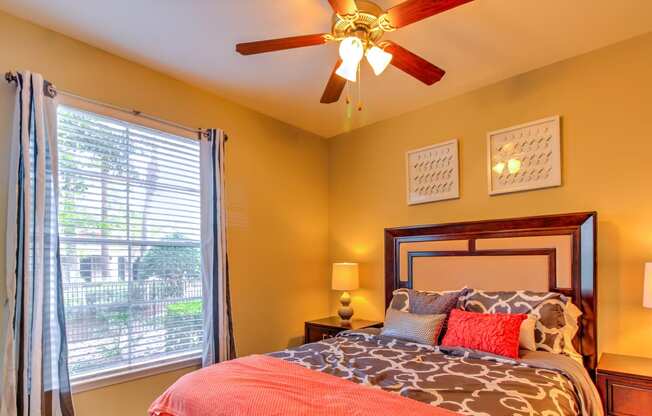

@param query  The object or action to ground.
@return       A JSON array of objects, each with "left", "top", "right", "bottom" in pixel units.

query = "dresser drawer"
[
  {"left": 599, "top": 373, "right": 652, "bottom": 416},
  {"left": 305, "top": 325, "right": 340, "bottom": 344}
]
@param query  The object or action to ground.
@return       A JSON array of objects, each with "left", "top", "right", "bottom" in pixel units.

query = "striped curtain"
[
  {"left": 199, "top": 129, "right": 235, "bottom": 366},
  {"left": 1, "top": 72, "right": 74, "bottom": 416}
]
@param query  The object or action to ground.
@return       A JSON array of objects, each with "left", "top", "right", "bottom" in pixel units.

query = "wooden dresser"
[
  {"left": 597, "top": 353, "right": 652, "bottom": 416},
  {"left": 304, "top": 317, "right": 382, "bottom": 344}
]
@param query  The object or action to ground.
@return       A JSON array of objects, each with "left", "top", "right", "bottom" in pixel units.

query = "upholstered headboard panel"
[{"left": 384, "top": 212, "right": 597, "bottom": 373}]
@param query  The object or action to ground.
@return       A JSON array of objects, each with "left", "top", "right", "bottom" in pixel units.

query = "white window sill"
[{"left": 71, "top": 353, "right": 202, "bottom": 393}]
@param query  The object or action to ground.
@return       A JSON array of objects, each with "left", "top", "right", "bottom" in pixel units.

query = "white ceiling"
[{"left": 2, "top": 0, "right": 652, "bottom": 137}]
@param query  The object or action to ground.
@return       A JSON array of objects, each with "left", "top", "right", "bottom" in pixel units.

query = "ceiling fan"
[{"left": 235, "top": 0, "right": 474, "bottom": 104}]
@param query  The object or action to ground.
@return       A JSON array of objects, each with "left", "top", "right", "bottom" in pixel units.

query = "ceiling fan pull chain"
[
  {"left": 346, "top": 81, "right": 351, "bottom": 105},
  {"left": 345, "top": 81, "right": 353, "bottom": 119},
  {"left": 357, "top": 65, "right": 363, "bottom": 111}
]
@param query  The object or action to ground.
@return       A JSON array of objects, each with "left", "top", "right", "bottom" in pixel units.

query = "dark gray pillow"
[
  {"left": 389, "top": 289, "right": 409, "bottom": 311},
  {"left": 409, "top": 289, "right": 467, "bottom": 315},
  {"left": 380, "top": 308, "right": 446, "bottom": 345},
  {"left": 389, "top": 288, "right": 468, "bottom": 314},
  {"left": 410, "top": 289, "right": 468, "bottom": 343}
]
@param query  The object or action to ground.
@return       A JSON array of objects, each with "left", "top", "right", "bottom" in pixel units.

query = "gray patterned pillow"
[
  {"left": 381, "top": 308, "right": 446, "bottom": 345},
  {"left": 461, "top": 289, "right": 569, "bottom": 354}
]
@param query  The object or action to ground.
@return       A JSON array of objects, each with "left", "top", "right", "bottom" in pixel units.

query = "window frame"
[{"left": 57, "top": 95, "right": 203, "bottom": 392}]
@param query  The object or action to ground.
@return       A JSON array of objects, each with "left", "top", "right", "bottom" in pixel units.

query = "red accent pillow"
[{"left": 441, "top": 309, "right": 527, "bottom": 359}]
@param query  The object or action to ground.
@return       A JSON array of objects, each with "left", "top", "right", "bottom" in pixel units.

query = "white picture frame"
[
  {"left": 406, "top": 139, "right": 459, "bottom": 205},
  {"left": 487, "top": 116, "right": 561, "bottom": 195}
]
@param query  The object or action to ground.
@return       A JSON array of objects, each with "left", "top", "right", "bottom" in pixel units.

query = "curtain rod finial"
[{"left": 5, "top": 72, "right": 18, "bottom": 84}]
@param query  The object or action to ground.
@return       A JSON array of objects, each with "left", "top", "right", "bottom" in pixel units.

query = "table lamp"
[
  {"left": 645, "top": 263, "right": 652, "bottom": 309},
  {"left": 332, "top": 263, "right": 359, "bottom": 325}
]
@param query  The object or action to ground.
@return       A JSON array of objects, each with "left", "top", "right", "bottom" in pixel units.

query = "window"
[{"left": 57, "top": 104, "right": 202, "bottom": 383}]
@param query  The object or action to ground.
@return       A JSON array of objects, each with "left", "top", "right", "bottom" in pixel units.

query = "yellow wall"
[
  {"left": 0, "top": 11, "right": 330, "bottom": 416},
  {"left": 329, "top": 31, "right": 652, "bottom": 359}
]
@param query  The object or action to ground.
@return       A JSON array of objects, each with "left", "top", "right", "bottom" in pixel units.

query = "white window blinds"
[{"left": 57, "top": 105, "right": 202, "bottom": 379}]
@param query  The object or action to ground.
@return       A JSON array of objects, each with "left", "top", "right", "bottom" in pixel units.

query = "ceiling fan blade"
[
  {"left": 320, "top": 59, "right": 347, "bottom": 104},
  {"left": 383, "top": 41, "right": 445, "bottom": 85},
  {"left": 328, "top": 0, "right": 358, "bottom": 15},
  {"left": 236, "top": 34, "right": 328, "bottom": 55},
  {"left": 386, "top": 0, "right": 474, "bottom": 29}
]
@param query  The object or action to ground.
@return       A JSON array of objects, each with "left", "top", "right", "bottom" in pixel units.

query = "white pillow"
[{"left": 519, "top": 315, "right": 537, "bottom": 351}]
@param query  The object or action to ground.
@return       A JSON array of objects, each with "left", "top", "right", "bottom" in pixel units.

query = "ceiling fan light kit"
[{"left": 235, "top": 0, "right": 474, "bottom": 104}]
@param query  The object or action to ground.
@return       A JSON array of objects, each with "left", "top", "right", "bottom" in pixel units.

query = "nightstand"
[
  {"left": 597, "top": 353, "right": 652, "bottom": 416},
  {"left": 304, "top": 316, "right": 382, "bottom": 344}
]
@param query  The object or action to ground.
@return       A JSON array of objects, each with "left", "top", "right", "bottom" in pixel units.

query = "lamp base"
[{"left": 338, "top": 291, "right": 354, "bottom": 326}]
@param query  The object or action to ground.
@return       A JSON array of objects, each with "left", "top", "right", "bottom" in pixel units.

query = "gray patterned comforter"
[{"left": 270, "top": 330, "right": 602, "bottom": 416}]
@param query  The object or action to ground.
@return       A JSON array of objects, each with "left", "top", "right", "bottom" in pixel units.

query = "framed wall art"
[
  {"left": 406, "top": 139, "right": 459, "bottom": 205},
  {"left": 487, "top": 116, "right": 561, "bottom": 195}
]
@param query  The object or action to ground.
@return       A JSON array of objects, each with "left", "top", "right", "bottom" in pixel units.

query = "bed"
[{"left": 150, "top": 212, "right": 602, "bottom": 416}]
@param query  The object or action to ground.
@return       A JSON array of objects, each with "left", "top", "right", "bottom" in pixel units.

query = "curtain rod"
[{"left": 5, "top": 72, "right": 227, "bottom": 141}]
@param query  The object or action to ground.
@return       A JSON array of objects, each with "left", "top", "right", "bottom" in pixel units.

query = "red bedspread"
[{"left": 149, "top": 354, "right": 459, "bottom": 416}]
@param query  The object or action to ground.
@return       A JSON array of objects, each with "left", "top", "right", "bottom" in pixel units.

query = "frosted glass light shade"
[
  {"left": 332, "top": 263, "right": 359, "bottom": 291},
  {"left": 366, "top": 46, "right": 393, "bottom": 75},
  {"left": 335, "top": 61, "right": 358, "bottom": 82},
  {"left": 644, "top": 263, "right": 652, "bottom": 308},
  {"left": 339, "top": 37, "right": 364, "bottom": 64},
  {"left": 336, "top": 37, "right": 364, "bottom": 82}
]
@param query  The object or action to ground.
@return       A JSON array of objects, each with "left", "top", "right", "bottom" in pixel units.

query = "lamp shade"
[
  {"left": 366, "top": 46, "right": 393, "bottom": 76},
  {"left": 335, "top": 60, "right": 358, "bottom": 82},
  {"left": 338, "top": 37, "right": 364, "bottom": 65},
  {"left": 332, "top": 263, "right": 359, "bottom": 291},
  {"left": 645, "top": 263, "right": 652, "bottom": 309}
]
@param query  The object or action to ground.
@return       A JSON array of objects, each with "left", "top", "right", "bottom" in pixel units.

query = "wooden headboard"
[{"left": 384, "top": 212, "right": 597, "bottom": 374}]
